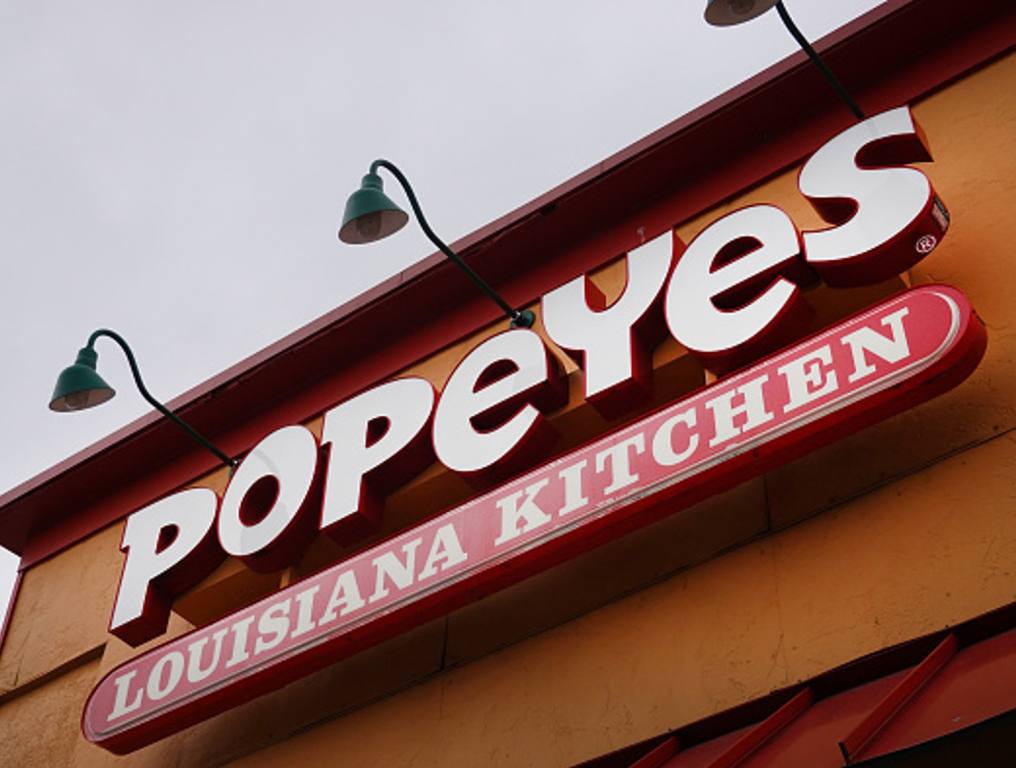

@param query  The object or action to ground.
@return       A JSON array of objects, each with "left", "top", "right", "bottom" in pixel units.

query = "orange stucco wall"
[{"left": 1, "top": 50, "right": 1014, "bottom": 768}]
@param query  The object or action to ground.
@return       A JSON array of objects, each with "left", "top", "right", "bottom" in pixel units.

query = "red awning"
[{"left": 579, "top": 603, "right": 1016, "bottom": 768}]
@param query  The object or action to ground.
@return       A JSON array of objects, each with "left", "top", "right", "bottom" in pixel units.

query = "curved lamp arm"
[
  {"left": 370, "top": 159, "right": 535, "bottom": 329},
  {"left": 775, "top": 1, "right": 865, "bottom": 120},
  {"left": 87, "top": 329, "right": 237, "bottom": 469}
]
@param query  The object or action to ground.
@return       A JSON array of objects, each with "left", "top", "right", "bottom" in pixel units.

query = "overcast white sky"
[{"left": 0, "top": 0, "right": 886, "bottom": 624}]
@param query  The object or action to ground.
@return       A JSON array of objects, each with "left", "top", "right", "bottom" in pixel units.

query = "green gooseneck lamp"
[
  {"left": 704, "top": 0, "right": 866, "bottom": 120},
  {"left": 339, "top": 159, "right": 536, "bottom": 329},
  {"left": 50, "top": 329, "right": 237, "bottom": 469}
]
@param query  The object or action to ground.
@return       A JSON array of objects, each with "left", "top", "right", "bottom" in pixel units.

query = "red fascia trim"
[
  {"left": 3, "top": 0, "right": 1014, "bottom": 565},
  {"left": 630, "top": 737, "right": 679, "bottom": 768},
  {"left": 0, "top": 569, "right": 23, "bottom": 656},
  {"left": 706, "top": 688, "right": 814, "bottom": 768},
  {"left": 838, "top": 634, "right": 960, "bottom": 762}
]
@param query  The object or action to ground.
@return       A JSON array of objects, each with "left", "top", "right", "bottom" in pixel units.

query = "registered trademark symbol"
[{"left": 915, "top": 235, "right": 938, "bottom": 254}]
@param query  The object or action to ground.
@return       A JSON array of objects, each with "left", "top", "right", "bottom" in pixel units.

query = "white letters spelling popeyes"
[{"left": 110, "top": 107, "right": 948, "bottom": 646}]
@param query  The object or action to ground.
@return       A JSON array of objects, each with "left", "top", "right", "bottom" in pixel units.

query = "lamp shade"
[
  {"left": 338, "top": 172, "right": 409, "bottom": 244},
  {"left": 704, "top": 0, "right": 779, "bottom": 26},
  {"left": 49, "top": 346, "right": 116, "bottom": 412}
]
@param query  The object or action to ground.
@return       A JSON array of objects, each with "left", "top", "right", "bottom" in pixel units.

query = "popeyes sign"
[{"left": 84, "top": 107, "right": 985, "bottom": 753}]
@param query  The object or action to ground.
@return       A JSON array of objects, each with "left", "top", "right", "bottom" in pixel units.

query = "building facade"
[{"left": 1, "top": 1, "right": 1014, "bottom": 765}]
